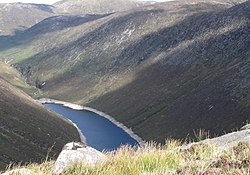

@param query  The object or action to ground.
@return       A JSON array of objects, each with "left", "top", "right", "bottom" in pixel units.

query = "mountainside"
[
  {"left": 0, "top": 0, "right": 249, "bottom": 143},
  {"left": 0, "top": 0, "right": 141, "bottom": 36},
  {"left": 54, "top": 0, "right": 143, "bottom": 14},
  {"left": 0, "top": 77, "right": 80, "bottom": 170},
  {"left": 88, "top": 0, "right": 250, "bottom": 141},
  {"left": 0, "top": 62, "right": 37, "bottom": 95},
  {"left": 0, "top": 3, "right": 55, "bottom": 36}
]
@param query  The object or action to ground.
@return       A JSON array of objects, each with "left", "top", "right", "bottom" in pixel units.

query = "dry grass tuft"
[{"left": 2, "top": 141, "right": 250, "bottom": 175}]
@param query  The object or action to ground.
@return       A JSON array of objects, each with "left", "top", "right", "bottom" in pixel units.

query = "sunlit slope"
[
  {"left": 0, "top": 62, "right": 37, "bottom": 95},
  {"left": 54, "top": 0, "right": 143, "bottom": 14},
  {"left": 14, "top": 0, "right": 237, "bottom": 99},
  {"left": 0, "top": 3, "right": 54, "bottom": 35}
]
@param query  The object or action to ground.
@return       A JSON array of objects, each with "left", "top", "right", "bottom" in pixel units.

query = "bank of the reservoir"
[{"left": 38, "top": 98, "right": 145, "bottom": 147}]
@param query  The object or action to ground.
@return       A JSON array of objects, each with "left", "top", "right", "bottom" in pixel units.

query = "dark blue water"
[{"left": 44, "top": 103, "right": 138, "bottom": 151}]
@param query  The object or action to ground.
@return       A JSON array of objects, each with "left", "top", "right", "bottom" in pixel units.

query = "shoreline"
[
  {"left": 68, "top": 119, "right": 86, "bottom": 144},
  {"left": 38, "top": 98, "right": 146, "bottom": 146},
  {"left": 38, "top": 99, "right": 86, "bottom": 144}
]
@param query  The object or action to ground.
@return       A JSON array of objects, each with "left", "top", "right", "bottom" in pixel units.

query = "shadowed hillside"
[
  {"left": 0, "top": 78, "right": 80, "bottom": 170},
  {"left": 14, "top": 0, "right": 239, "bottom": 94},
  {"left": 85, "top": 0, "right": 250, "bottom": 141}
]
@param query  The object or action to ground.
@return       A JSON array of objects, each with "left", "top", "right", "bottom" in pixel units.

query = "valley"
[
  {"left": 1, "top": 0, "right": 249, "bottom": 142},
  {"left": 0, "top": 0, "right": 250, "bottom": 171}
]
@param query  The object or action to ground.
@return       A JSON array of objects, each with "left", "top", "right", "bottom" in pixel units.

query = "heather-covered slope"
[
  {"left": 87, "top": 0, "right": 250, "bottom": 141},
  {"left": 13, "top": 0, "right": 241, "bottom": 97},
  {"left": 1, "top": 0, "right": 249, "bottom": 143},
  {"left": 0, "top": 78, "right": 80, "bottom": 170}
]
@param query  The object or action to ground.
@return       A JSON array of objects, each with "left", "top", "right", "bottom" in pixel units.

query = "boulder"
[
  {"left": 241, "top": 124, "right": 250, "bottom": 130},
  {"left": 53, "top": 142, "right": 108, "bottom": 174},
  {"left": 181, "top": 129, "right": 250, "bottom": 150}
]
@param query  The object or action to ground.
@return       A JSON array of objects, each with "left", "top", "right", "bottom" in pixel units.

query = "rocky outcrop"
[
  {"left": 53, "top": 142, "right": 108, "bottom": 174},
  {"left": 182, "top": 129, "right": 250, "bottom": 150}
]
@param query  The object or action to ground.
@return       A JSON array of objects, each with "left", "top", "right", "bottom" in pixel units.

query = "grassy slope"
[
  {"left": 86, "top": 1, "right": 250, "bottom": 141},
  {"left": 0, "top": 0, "right": 249, "bottom": 143},
  {"left": 0, "top": 62, "right": 37, "bottom": 96},
  {"left": 2, "top": 140, "right": 250, "bottom": 175},
  {"left": 13, "top": 1, "right": 235, "bottom": 97},
  {"left": 0, "top": 78, "right": 80, "bottom": 170}
]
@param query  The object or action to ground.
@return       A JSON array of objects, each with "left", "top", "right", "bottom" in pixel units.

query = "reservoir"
[{"left": 44, "top": 103, "right": 139, "bottom": 151}]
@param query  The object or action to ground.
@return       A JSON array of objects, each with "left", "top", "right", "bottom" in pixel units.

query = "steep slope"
[
  {"left": 0, "top": 13, "right": 112, "bottom": 62},
  {"left": 0, "top": 62, "right": 37, "bottom": 95},
  {"left": 87, "top": 0, "right": 250, "bottom": 141},
  {"left": 1, "top": 0, "right": 249, "bottom": 143},
  {"left": 0, "top": 3, "right": 55, "bottom": 36},
  {"left": 54, "top": 0, "right": 142, "bottom": 14},
  {"left": 0, "top": 78, "right": 80, "bottom": 170},
  {"left": 10, "top": 0, "right": 241, "bottom": 90}
]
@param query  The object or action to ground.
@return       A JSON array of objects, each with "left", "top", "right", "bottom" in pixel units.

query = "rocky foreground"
[{"left": 2, "top": 127, "right": 250, "bottom": 175}]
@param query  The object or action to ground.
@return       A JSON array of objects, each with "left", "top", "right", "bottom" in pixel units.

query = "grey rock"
[
  {"left": 53, "top": 142, "right": 108, "bottom": 174},
  {"left": 181, "top": 129, "right": 250, "bottom": 150}
]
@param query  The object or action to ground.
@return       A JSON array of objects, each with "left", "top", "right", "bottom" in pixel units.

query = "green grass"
[
  {"left": 0, "top": 46, "right": 36, "bottom": 63},
  {"left": 0, "top": 62, "right": 38, "bottom": 96},
  {"left": 2, "top": 141, "right": 250, "bottom": 175}
]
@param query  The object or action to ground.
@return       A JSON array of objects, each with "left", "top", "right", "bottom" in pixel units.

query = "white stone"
[{"left": 53, "top": 142, "right": 108, "bottom": 174}]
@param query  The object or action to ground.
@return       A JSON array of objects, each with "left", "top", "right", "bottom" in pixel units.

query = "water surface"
[{"left": 44, "top": 103, "right": 138, "bottom": 151}]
